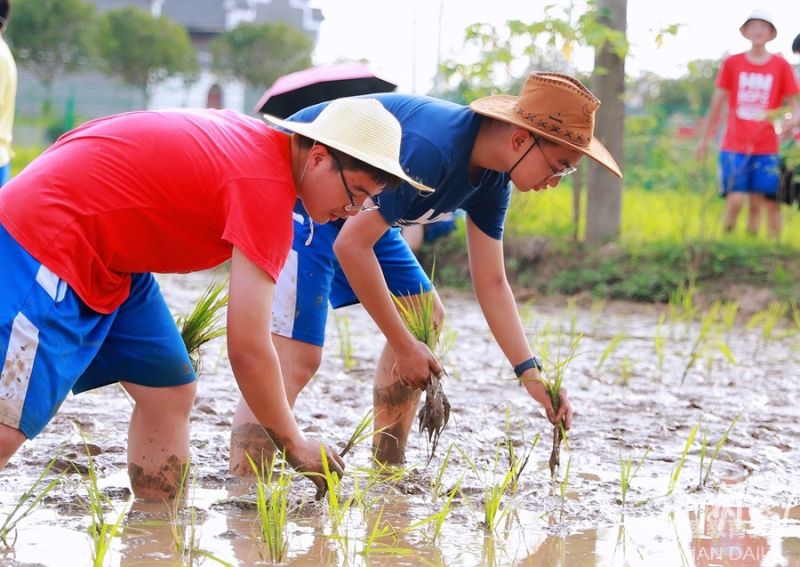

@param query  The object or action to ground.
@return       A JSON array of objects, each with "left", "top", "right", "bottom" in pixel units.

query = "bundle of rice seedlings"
[
  {"left": 534, "top": 334, "right": 580, "bottom": 479},
  {"left": 176, "top": 280, "right": 229, "bottom": 372},
  {"left": 392, "top": 287, "right": 449, "bottom": 464}
]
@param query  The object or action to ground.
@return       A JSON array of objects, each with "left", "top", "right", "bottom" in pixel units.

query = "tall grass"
[{"left": 504, "top": 185, "right": 800, "bottom": 246}]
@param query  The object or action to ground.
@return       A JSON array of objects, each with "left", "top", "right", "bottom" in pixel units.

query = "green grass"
[
  {"left": 176, "top": 280, "right": 228, "bottom": 373},
  {"left": 424, "top": 184, "right": 800, "bottom": 303},
  {"left": 0, "top": 453, "right": 66, "bottom": 549}
]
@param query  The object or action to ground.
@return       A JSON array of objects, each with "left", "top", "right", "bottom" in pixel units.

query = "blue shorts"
[
  {"left": 0, "top": 224, "right": 196, "bottom": 439},
  {"left": 271, "top": 202, "right": 432, "bottom": 347},
  {"left": 718, "top": 152, "right": 780, "bottom": 197},
  {"left": 0, "top": 162, "right": 9, "bottom": 187}
]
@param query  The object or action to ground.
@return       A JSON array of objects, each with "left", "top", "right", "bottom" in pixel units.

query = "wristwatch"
[{"left": 513, "top": 356, "right": 543, "bottom": 378}]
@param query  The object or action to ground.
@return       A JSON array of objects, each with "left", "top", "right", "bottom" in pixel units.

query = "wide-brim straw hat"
[
  {"left": 262, "top": 98, "right": 433, "bottom": 192},
  {"left": 740, "top": 10, "right": 777, "bottom": 41},
  {"left": 470, "top": 72, "right": 622, "bottom": 178}
]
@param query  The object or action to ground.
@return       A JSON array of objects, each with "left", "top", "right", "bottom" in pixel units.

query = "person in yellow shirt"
[{"left": 0, "top": 0, "right": 16, "bottom": 187}]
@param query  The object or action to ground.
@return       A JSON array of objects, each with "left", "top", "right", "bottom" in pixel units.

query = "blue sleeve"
[
  {"left": 378, "top": 132, "right": 449, "bottom": 226},
  {"left": 463, "top": 180, "right": 512, "bottom": 240}
]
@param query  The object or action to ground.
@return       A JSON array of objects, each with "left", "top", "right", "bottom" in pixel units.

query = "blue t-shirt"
[{"left": 287, "top": 93, "right": 511, "bottom": 240}]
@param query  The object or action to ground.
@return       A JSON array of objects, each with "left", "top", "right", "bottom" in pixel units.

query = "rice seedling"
[
  {"left": 558, "top": 454, "right": 572, "bottom": 522},
  {"left": 319, "top": 446, "right": 348, "bottom": 532},
  {"left": 595, "top": 332, "right": 625, "bottom": 375},
  {"left": 616, "top": 356, "right": 634, "bottom": 386},
  {"left": 565, "top": 296, "right": 579, "bottom": 337},
  {"left": 654, "top": 313, "right": 666, "bottom": 374},
  {"left": 359, "top": 505, "right": 413, "bottom": 558},
  {"left": 483, "top": 465, "right": 515, "bottom": 532},
  {"left": 503, "top": 408, "right": 540, "bottom": 494},
  {"left": 430, "top": 443, "right": 455, "bottom": 501},
  {"left": 667, "top": 423, "right": 699, "bottom": 496},
  {"left": 406, "top": 478, "right": 463, "bottom": 543},
  {"left": 339, "top": 410, "right": 376, "bottom": 459},
  {"left": 790, "top": 300, "right": 800, "bottom": 333},
  {"left": 333, "top": 312, "right": 356, "bottom": 371},
  {"left": 176, "top": 279, "right": 228, "bottom": 372},
  {"left": 590, "top": 298, "right": 607, "bottom": 335},
  {"left": 698, "top": 412, "right": 741, "bottom": 489},
  {"left": 0, "top": 452, "right": 66, "bottom": 549},
  {"left": 680, "top": 302, "right": 735, "bottom": 384},
  {"left": 720, "top": 301, "right": 739, "bottom": 337},
  {"left": 247, "top": 453, "right": 292, "bottom": 563},
  {"left": 167, "top": 464, "right": 232, "bottom": 566},
  {"left": 667, "top": 280, "right": 699, "bottom": 337},
  {"left": 619, "top": 447, "right": 651, "bottom": 508},
  {"left": 532, "top": 333, "right": 581, "bottom": 479},
  {"left": 745, "top": 301, "right": 789, "bottom": 355},
  {"left": 392, "top": 286, "right": 450, "bottom": 463},
  {"left": 83, "top": 439, "right": 130, "bottom": 566}
]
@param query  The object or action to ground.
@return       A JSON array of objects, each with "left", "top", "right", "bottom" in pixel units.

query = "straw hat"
[
  {"left": 470, "top": 72, "right": 622, "bottom": 177},
  {"left": 740, "top": 10, "right": 777, "bottom": 41},
  {"left": 262, "top": 98, "right": 433, "bottom": 192}
]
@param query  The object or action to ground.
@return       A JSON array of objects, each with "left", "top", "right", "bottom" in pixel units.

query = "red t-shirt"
[
  {"left": 717, "top": 52, "right": 799, "bottom": 154},
  {"left": 0, "top": 109, "right": 296, "bottom": 313}
]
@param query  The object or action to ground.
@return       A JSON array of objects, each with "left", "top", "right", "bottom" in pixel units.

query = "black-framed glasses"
[
  {"left": 508, "top": 135, "right": 577, "bottom": 180},
  {"left": 329, "top": 151, "right": 380, "bottom": 212},
  {"left": 533, "top": 137, "right": 577, "bottom": 179}
]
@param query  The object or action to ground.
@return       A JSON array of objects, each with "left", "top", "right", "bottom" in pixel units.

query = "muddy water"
[{"left": 1, "top": 268, "right": 799, "bottom": 566}]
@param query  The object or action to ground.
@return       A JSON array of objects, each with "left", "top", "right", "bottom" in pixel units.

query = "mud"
[{"left": 1, "top": 267, "right": 799, "bottom": 566}]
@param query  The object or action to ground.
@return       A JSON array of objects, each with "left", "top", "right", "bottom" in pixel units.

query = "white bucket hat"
[
  {"left": 740, "top": 10, "right": 777, "bottom": 41},
  {"left": 262, "top": 98, "right": 433, "bottom": 193}
]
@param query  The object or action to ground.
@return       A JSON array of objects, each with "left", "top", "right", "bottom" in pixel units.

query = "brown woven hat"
[{"left": 470, "top": 72, "right": 621, "bottom": 177}]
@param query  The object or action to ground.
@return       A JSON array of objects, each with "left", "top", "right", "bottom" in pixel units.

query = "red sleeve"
[
  {"left": 221, "top": 178, "right": 295, "bottom": 282},
  {"left": 717, "top": 56, "right": 734, "bottom": 91}
]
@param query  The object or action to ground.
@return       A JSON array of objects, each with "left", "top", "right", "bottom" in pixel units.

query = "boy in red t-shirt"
[
  {"left": 0, "top": 98, "right": 432, "bottom": 500},
  {"left": 696, "top": 10, "right": 800, "bottom": 238}
]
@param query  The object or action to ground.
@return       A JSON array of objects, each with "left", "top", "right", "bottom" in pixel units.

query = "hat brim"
[
  {"left": 261, "top": 113, "right": 434, "bottom": 192},
  {"left": 470, "top": 95, "right": 622, "bottom": 178}
]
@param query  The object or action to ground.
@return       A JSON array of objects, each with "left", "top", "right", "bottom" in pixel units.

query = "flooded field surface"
[{"left": 1, "top": 268, "right": 799, "bottom": 566}]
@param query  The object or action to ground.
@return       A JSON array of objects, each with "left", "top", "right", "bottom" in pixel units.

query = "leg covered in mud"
[
  {"left": 124, "top": 381, "right": 196, "bottom": 500},
  {"left": 0, "top": 423, "right": 26, "bottom": 469},
  {"left": 373, "top": 342, "right": 422, "bottom": 465},
  {"left": 229, "top": 335, "right": 322, "bottom": 476}
]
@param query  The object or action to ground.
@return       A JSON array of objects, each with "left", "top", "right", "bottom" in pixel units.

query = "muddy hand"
[
  {"left": 553, "top": 388, "right": 572, "bottom": 431},
  {"left": 394, "top": 340, "right": 443, "bottom": 390},
  {"left": 284, "top": 437, "right": 345, "bottom": 496}
]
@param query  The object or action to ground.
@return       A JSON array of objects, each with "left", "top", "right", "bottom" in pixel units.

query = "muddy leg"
[
  {"left": 0, "top": 423, "right": 26, "bottom": 469},
  {"left": 229, "top": 335, "right": 322, "bottom": 476},
  {"left": 373, "top": 342, "right": 422, "bottom": 465},
  {"left": 124, "top": 381, "right": 196, "bottom": 501}
]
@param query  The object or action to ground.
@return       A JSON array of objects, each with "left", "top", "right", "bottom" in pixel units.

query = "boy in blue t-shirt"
[{"left": 229, "top": 72, "right": 622, "bottom": 472}]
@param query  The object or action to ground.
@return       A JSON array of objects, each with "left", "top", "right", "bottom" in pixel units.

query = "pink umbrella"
[{"left": 254, "top": 62, "right": 397, "bottom": 117}]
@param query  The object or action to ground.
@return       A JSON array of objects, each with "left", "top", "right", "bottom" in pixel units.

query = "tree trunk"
[{"left": 585, "top": 0, "right": 626, "bottom": 245}]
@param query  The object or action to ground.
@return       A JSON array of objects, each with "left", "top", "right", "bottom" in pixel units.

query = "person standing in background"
[
  {"left": 696, "top": 10, "right": 799, "bottom": 239},
  {"left": 0, "top": 0, "right": 16, "bottom": 187}
]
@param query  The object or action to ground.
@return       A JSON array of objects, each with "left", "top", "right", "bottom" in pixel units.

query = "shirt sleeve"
[
  {"left": 378, "top": 132, "right": 448, "bottom": 226},
  {"left": 221, "top": 178, "right": 294, "bottom": 281},
  {"left": 463, "top": 179, "right": 512, "bottom": 240}
]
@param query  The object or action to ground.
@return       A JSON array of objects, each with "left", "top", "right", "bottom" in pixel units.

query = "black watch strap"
[{"left": 513, "top": 356, "right": 543, "bottom": 378}]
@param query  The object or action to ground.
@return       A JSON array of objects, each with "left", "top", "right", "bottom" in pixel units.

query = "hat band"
[{"left": 513, "top": 105, "right": 592, "bottom": 148}]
